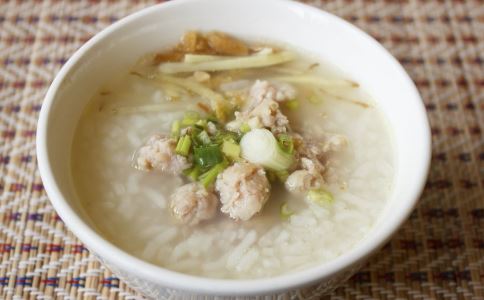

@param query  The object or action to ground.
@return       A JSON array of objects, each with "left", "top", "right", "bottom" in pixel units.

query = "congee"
[{"left": 71, "top": 31, "right": 394, "bottom": 279}]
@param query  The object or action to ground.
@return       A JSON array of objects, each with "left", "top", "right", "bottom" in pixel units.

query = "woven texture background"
[{"left": 0, "top": 0, "right": 482, "bottom": 299}]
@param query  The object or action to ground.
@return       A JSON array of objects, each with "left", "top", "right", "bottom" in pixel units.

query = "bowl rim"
[{"left": 36, "top": 0, "right": 431, "bottom": 296}]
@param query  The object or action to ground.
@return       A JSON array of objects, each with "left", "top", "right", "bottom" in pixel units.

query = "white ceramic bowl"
[{"left": 37, "top": 0, "right": 431, "bottom": 298}]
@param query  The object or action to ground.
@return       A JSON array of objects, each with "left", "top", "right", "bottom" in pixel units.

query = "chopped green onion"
[
  {"left": 171, "top": 120, "right": 181, "bottom": 138},
  {"left": 308, "top": 189, "right": 334, "bottom": 206},
  {"left": 214, "top": 130, "right": 240, "bottom": 144},
  {"left": 284, "top": 100, "right": 299, "bottom": 110},
  {"left": 193, "top": 124, "right": 205, "bottom": 132},
  {"left": 184, "top": 127, "right": 202, "bottom": 148},
  {"left": 221, "top": 140, "right": 241, "bottom": 161},
  {"left": 197, "top": 130, "right": 211, "bottom": 145},
  {"left": 196, "top": 119, "right": 207, "bottom": 128},
  {"left": 240, "top": 123, "right": 251, "bottom": 133},
  {"left": 175, "top": 135, "right": 192, "bottom": 156},
  {"left": 277, "top": 134, "right": 294, "bottom": 154},
  {"left": 181, "top": 111, "right": 200, "bottom": 126},
  {"left": 183, "top": 166, "right": 200, "bottom": 181},
  {"left": 280, "top": 203, "right": 293, "bottom": 220},
  {"left": 240, "top": 129, "right": 294, "bottom": 171},
  {"left": 198, "top": 161, "right": 228, "bottom": 187},
  {"left": 194, "top": 145, "right": 223, "bottom": 168}
]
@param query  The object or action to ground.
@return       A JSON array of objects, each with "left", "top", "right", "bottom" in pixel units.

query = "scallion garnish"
[
  {"left": 277, "top": 134, "right": 294, "bottom": 154},
  {"left": 198, "top": 161, "right": 228, "bottom": 187},
  {"left": 240, "top": 129, "right": 294, "bottom": 171},
  {"left": 171, "top": 120, "right": 181, "bottom": 138},
  {"left": 197, "top": 130, "right": 211, "bottom": 145},
  {"left": 194, "top": 145, "right": 223, "bottom": 168},
  {"left": 221, "top": 140, "right": 241, "bottom": 161},
  {"left": 175, "top": 135, "right": 192, "bottom": 156},
  {"left": 214, "top": 130, "right": 240, "bottom": 144},
  {"left": 183, "top": 166, "right": 200, "bottom": 181},
  {"left": 195, "top": 119, "right": 207, "bottom": 128}
]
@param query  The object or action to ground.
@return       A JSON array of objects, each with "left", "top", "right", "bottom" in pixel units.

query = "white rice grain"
[
  {"left": 235, "top": 248, "right": 259, "bottom": 272},
  {"left": 117, "top": 198, "right": 136, "bottom": 220},
  {"left": 274, "top": 230, "right": 290, "bottom": 244},
  {"left": 144, "top": 188, "right": 166, "bottom": 209},
  {"left": 127, "top": 174, "right": 141, "bottom": 194},
  {"left": 227, "top": 230, "right": 257, "bottom": 268},
  {"left": 289, "top": 215, "right": 317, "bottom": 227}
]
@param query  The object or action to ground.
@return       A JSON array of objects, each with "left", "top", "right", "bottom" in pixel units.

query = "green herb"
[
  {"left": 195, "top": 119, "right": 207, "bottom": 128},
  {"left": 307, "top": 189, "right": 334, "bottom": 206},
  {"left": 277, "top": 134, "right": 294, "bottom": 154},
  {"left": 198, "top": 161, "right": 228, "bottom": 187},
  {"left": 171, "top": 120, "right": 181, "bottom": 138},
  {"left": 180, "top": 126, "right": 202, "bottom": 147},
  {"left": 183, "top": 166, "right": 200, "bottom": 181},
  {"left": 240, "top": 129, "right": 294, "bottom": 171},
  {"left": 194, "top": 145, "right": 223, "bottom": 168},
  {"left": 284, "top": 99, "right": 299, "bottom": 110},
  {"left": 193, "top": 124, "right": 205, "bottom": 131},
  {"left": 175, "top": 135, "right": 192, "bottom": 156},
  {"left": 221, "top": 140, "right": 241, "bottom": 161},
  {"left": 197, "top": 130, "right": 211, "bottom": 145},
  {"left": 214, "top": 130, "right": 240, "bottom": 144},
  {"left": 280, "top": 202, "right": 293, "bottom": 220}
]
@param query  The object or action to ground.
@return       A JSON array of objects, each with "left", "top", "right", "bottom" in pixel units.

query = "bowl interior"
[{"left": 38, "top": 0, "right": 430, "bottom": 295}]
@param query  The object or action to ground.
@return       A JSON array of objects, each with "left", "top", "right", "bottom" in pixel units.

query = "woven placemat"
[{"left": 0, "top": 0, "right": 482, "bottom": 299}]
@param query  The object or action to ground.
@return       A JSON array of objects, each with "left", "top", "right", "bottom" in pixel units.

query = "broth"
[{"left": 71, "top": 35, "right": 394, "bottom": 279}]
